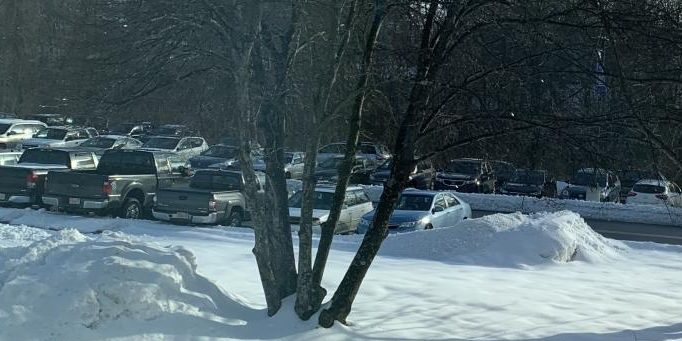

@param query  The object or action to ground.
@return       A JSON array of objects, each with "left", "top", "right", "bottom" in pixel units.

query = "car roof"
[
  {"left": 401, "top": 189, "right": 438, "bottom": 197},
  {"left": 94, "top": 135, "right": 129, "bottom": 139},
  {"left": 315, "top": 185, "right": 365, "bottom": 193},
  {"left": 635, "top": 179, "right": 671, "bottom": 186},
  {"left": 0, "top": 118, "right": 46, "bottom": 125},
  {"left": 450, "top": 158, "right": 483, "bottom": 162}
]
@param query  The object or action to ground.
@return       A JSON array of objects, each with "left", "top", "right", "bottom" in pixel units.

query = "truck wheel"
[
  {"left": 225, "top": 209, "right": 243, "bottom": 227},
  {"left": 120, "top": 198, "right": 142, "bottom": 219}
]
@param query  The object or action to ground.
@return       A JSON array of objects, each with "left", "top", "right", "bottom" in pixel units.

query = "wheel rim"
[
  {"left": 126, "top": 203, "right": 140, "bottom": 219},
  {"left": 229, "top": 213, "right": 242, "bottom": 226}
]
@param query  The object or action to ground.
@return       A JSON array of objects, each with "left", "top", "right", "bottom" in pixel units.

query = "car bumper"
[
  {"left": 152, "top": 210, "right": 220, "bottom": 224},
  {"left": 434, "top": 181, "right": 478, "bottom": 192},
  {"left": 42, "top": 196, "right": 114, "bottom": 211}
]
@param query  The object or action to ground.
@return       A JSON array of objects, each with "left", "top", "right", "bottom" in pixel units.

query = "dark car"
[
  {"left": 107, "top": 122, "right": 154, "bottom": 139},
  {"left": 315, "top": 155, "right": 375, "bottom": 184},
  {"left": 559, "top": 168, "right": 621, "bottom": 202},
  {"left": 369, "top": 160, "right": 435, "bottom": 190},
  {"left": 499, "top": 169, "right": 554, "bottom": 198},
  {"left": 188, "top": 144, "right": 240, "bottom": 169},
  {"left": 434, "top": 158, "right": 496, "bottom": 193}
]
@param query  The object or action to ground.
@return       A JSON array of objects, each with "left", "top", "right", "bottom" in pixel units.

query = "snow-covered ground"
[
  {"left": 1, "top": 208, "right": 682, "bottom": 340},
  {"left": 362, "top": 186, "right": 682, "bottom": 226}
]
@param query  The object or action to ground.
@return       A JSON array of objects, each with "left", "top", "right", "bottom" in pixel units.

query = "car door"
[
  {"left": 430, "top": 194, "right": 448, "bottom": 228},
  {"left": 444, "top": 193, "right": 463, "bottom": 227}
]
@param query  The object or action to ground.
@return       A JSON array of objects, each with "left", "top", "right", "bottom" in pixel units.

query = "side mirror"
[
  {"left": 177, "top": 166, "right": 192, "bottom": 177},
  {"left": 432, "top": 206, "right": 444, "bottom": 214}
]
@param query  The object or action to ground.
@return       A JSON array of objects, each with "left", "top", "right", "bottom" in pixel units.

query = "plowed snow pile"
[
  {"left": 0, "top": 230, "right": 258, "bottom": 340},
  {"left": 379, "top": 211, "right": 626, "bottom": 267}
]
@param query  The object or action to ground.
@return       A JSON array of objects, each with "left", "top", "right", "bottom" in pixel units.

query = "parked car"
[
  {"left": 0, "top": 119, "right": 47, "bottom": 150},
  {"left": 152, "top": 124, "right": 196, "bottom": 137},
  {"left": 21, "top": 126, "right": 97, "bottom": 149},
  {"left": 559, "top": 168, "right": 621, "bottom": 202},
  {"left": 491, "top": 160, "right": 516, "bottom": 190},
  {"left": 288, "top": 185, "right": 374, "bottom": 234},
  {"left": 0, "top": 148, "right": 98, "bottom": 206},
  {"left": 188, "top": 144, "right": 240, "bottom": 169},
  {"left": 315, "top": 155, "right": 375, "bottom": 184},
  {"left": 42, "top": 149, "right": 191, "bottom": 218},
  {"left": 106, "top": 122, "right": 154, "bottom": 139},
  {"left": 369, "top": 160, "right": 435, "bottom": 189},
  {"left": 142, "top": 136, "right": 208, "bottom": 162},
  {"left": 253, "top": 152, "right": 306, "bottom": 179},
  {"left": 627, "top": 179, "right": 682, "bottom": 207},
  {"left": 76, "top": 135, "right": 143, "bottom": 156},
  {"left": 434, "top": 158, "right": 496, "bottom": 193},
  {"left": 499, "top": 169, "right": 554, "bottom": 198},
  {"left": 357, "top": 190, "right": 471, "bottom": 234},
  {"left": 618, "top": 169, "right": 665, "bottom": 202},
  {"left": 153, "top": 169, "right": 264, "bottom": 226},
  {"left": 317, "top": 142, "right": 390, "bottom": 164},
  {"left": 0, "top": 152, "right": 21, "bottom": 166}
]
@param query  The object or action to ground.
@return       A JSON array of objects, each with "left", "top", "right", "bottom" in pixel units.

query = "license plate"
[
  {"left": 0, "top": 194, "right": 5, "bottom": 200},
  {"left": 69, "top": 198, "right": 81, "bottom": 205},
  {"left": 175, "top": 212, "right": 189, "bottom": 220}
]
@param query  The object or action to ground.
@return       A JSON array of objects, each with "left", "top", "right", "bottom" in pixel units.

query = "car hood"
[
  {"left": 288, "top": 208, "right": 329, "bottom": 223},
  {"left": 362, "top": 210, "right": 429, "bottom": 225},
  {"left": 21, "top": 138, "right": 64, "bottom": 147},
  {"left": 437, "top": 173, "right": 476, "bottom": 181}
]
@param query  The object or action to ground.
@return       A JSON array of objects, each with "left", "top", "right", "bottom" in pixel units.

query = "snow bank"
[
  {"left": 0, "top": 230, "right": 259, "bottom": 340},
  {"left": 363, "top": 186, "right": 682, "bottom": 226},
  {"left": 378, "top": 211, "right": 626, "bottom": 268}
]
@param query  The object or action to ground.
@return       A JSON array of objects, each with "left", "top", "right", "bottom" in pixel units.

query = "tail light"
[
  {"left": 26, "top": 172, "right": 39, "bottom": 188},
  {"left": 103, "top": 181, "right": 113, "bottom": 195},
  {"left": 208, "top": 197, "right": 217, "bottom": 211},
  {"left": 628, "top": 191, "right": 637, "bottom": 197},
  {"left": 656, "top": 194, "right": 668, "bottom": 200}
]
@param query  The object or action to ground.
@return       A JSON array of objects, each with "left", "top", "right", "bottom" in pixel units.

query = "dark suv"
[
  {"left": 434, "top": 158, "right": 496, "bottom": 193},
  {"left": 369, "top": 160, "right": 435, "bottom": 189}
]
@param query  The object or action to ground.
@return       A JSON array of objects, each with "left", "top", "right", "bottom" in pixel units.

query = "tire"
[
  {"left": 119, "top": 198, "right": 142, "bottom": 219},
  {"left": 225, "top": 208, "right": 244, "bottom": 227},
  {"left": 424, "top": 223, "right": 434, "bottom": 230}
]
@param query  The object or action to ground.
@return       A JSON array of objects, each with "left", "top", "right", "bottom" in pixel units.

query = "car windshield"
[
  {"left": 202, "top": 145, "right": 237, "bottom": 158},
  {"left": 0, "top": 124, "right": 10, "bottom": 134},
  {"left": 288, "top": 190, "right": 334, "bottom": 210},
  {"left": 633, "top": 184, "right": 666, "bottom": 194},
  {"left": 19, "top": 149, "right": 70, "bottom": 166},
  {"left": 445, "top": 161, "right": 479, "bottom": 175},
  {"left": 80, "top": 137, "right": 116, "bottom": 148},
  {"left": 571, "top": 172, "right": 607, "bottom": 187},
  {"left": 511, "top": 170, "right": 544, "bottom": 185},
  {"left": 319, "top": 157, "right": 343, "bottom": 169},
  {"left": 191, "top": 172, "right": 243, "bottom": 191},
  {"left": 143, "top": 137, "right": 180, "bottom": 150},
  {"left": 33, "top": 128, "right": 67, "bottom": 140},
  {"left": 109, "top": 124, "right": 136, "bottom": 134},
  {"left": 395, "top": 194, "right": 433, "bottom": 211}
]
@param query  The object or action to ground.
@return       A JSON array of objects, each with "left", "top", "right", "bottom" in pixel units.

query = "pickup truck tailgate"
[
  {"left": 155, "top": 187, "right": 214, "bottom": 215},
  {"left": 0, "top": 167, "right": 32, "bottom": 192},
  {"left": 45, "top": 171, "right": 109, "bottom": 199}
]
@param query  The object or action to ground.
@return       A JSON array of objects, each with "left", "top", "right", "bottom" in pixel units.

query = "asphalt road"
[{"left": 472, "top": 210, "right": 682, "bottom": 245}]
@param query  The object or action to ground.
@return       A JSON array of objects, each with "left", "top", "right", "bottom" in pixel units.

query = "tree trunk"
[{"left": 309, "top": 0, "right": 385, "bottom": 312}]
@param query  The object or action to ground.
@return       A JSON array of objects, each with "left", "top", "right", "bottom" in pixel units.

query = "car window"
[
  {"left": 168, "top": 155, "right": 185, "bottom": 174},
  {"left": 155, "top": 157, "right": 171, "bottom": 174},
  {"left": 445, "top": 193, "right": 459, "bottom": 207},
  {"left": 9, "top": 124, "right": 28, "bottom": 134},
  {"left": 433, "top": 195, "right": 447, "bottom": 210},
  {"left": 178, "top": 140, "right": 192, "bottom": 150},
  {"left": 72, "top": 153, "right": 96, "bottom": 169}
]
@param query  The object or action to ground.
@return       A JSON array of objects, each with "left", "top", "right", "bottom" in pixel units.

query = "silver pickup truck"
[{"left": 152, "top": 169, "right": 262, "bottom": 226}]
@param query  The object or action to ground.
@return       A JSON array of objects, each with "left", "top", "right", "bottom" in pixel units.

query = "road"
[{"left": 472, "top": 210, "right": 682, "bottom": 245}]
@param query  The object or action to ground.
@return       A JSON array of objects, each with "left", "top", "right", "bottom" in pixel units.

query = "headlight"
[{"left": 399, "top": 221, "right": 419, "bottom": 229}]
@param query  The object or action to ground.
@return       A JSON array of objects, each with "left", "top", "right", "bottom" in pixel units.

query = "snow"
[
  {"left": 363, "top": 186, "right": 682, "bottom": 226},
  {"left": 0, "top": 208, "right": 682, "bottom": 340}
]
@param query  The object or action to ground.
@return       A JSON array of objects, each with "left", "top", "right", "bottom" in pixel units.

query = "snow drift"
[
  {"left": 0, "top": 230, "right": 259, "bottom": 340},
  {"left": 378, "top": 211, "right": 626, "bottom": 268}
]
